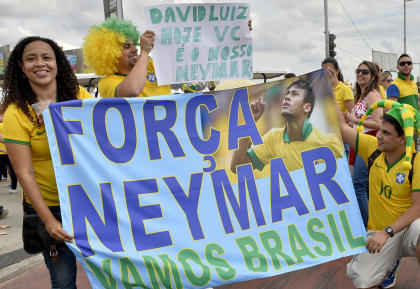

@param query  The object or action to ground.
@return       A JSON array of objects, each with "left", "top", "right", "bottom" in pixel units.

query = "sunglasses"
[
  {"left": 355, "top": 69, "right": 370, "bottom": 75},
  {"left": 385, "top": 79, "right": 393, "bottom": 83},
  {"left": 399, "top": 61, "right": 412, "bottom": 66}
]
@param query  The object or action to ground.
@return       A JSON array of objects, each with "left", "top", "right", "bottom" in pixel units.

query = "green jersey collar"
[
  {"left": 283, "top": 118, "right": 313, "bottom": 143},
  {"left": 398, "top": 72, "right": 414, "bottom": 81},
  {"left": 114, "top": 73, "right": 127, "bottom": 76},
  {"left": 385, "top": 152, "right": 406, "bottom": 172}
]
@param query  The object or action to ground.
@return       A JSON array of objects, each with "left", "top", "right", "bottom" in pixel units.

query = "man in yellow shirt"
[
  {"left": 387, "top": 54, "right": 419, "bottom": 110},
  {"left": 83, "top": 17, "right": 171, "bottom": 98},
  {"left": 336, "top": 99, "right": 420, "bottom": 288},
  {"left": 230, "top": 78, "right": 343, "bottom": 173}
]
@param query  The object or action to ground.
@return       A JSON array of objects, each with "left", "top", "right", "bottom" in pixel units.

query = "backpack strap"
[
  {"left": 368, "top": 149, "right": 416, "bottom": 184},
  {"left": 368, "top": 149, "right": 382, "bottom": 170},
  {"left": 409, "top": 152, "right": 417, "bottom": 184}
]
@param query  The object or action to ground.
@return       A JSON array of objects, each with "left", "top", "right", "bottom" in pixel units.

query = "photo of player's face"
[
  {"left": 202, "top": 69, "right": 343, "bottom": 180},
  {"left": 281, "top": 85, "right": 309, "bottom": 119}
]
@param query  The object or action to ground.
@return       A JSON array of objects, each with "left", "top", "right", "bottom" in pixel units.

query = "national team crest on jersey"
[
  {"left": 395, "top": 171, "right": 406, "bottom": 184},
  {"left": 147, "top": 72, "right": 157, "bottom": 83}
]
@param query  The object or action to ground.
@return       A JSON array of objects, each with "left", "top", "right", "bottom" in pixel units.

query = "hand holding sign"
[{"left": 140, "top": 30, "right": 155, "bottom": 53}]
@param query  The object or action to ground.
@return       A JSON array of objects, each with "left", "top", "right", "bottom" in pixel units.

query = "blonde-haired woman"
[{"left": 380, "top": 71, "right": 393, "bottom": 91}]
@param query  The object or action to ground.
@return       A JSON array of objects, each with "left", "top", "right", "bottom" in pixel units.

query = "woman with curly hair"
[
  {"left": 83, "top": 17, "right": 171, "bottom": 98},
  {"left": 1, "top": 36, "right": 91, "bottom": 289}
]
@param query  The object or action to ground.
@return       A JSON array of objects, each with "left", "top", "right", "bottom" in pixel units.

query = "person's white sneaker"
[{"left": 8, "top": 189, "right": 17, "bottom": 194}]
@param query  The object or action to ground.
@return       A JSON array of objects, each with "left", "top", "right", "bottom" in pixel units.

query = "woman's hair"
[
  {"left": 1, "top": 36, "right": 79, "bottom": 126},
  {"left": 322, "top": 57, "right": 344, "bottom": 82},
  {"left": 83, "top": 17, "right": 140, "bottom": 76},
  {"left": 354, "top": 60, "right": 379, "bottom": 103},
  {"left": 380, "top": 71, "right": 392, "bottom": 85}
]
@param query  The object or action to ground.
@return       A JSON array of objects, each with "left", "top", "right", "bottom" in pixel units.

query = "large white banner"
[
  {"left": 372, "top": 50, "right": 398, "bottom": 72},
  {"left": 146, "top": 3, "right": 253, "bottom": 85}
]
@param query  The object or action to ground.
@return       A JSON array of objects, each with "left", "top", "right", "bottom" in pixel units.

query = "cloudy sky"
[{"left": 1, "top": 0, "right": 419, "bottom": 83}]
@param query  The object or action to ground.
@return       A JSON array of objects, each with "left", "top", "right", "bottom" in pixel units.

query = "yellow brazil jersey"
[
  {"left": 379, "top": 85, "right": 386, "bottom": 100},
  {"left": 356, "top": 133, "right": 420, "bottom": 231},
  {"left": 98, "top": 59, "right": 171, "bottom": 98},
  {"left": 0, "top": 123, "right": 6, "bottom": 155},
  {"left": 2, "top": 87, "right": 92, "bottom": 206},
  {"left": 78, "top": 85, "right": 92, "bottom": 99},
  {"left": 387, "top": 73, "right": 419, "bottom": 110},
  {"left": 248, "top": 120, "right": 344, "bottom": 172},
  {"left": 334, "top": 81, "right": 354, "bottom": 112}
]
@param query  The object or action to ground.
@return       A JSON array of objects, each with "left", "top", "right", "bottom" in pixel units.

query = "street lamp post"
[
  {"left": 324, "top": 0, "right": 330, "bottom": 58},
  {"left": 103, "top": 0, "right": 123, "bottom": 20},
  {"left": 404, "top": 0, "right": 413, "bottom": 53}
]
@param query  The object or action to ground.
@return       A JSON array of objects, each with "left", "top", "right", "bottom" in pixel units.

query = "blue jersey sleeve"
[{"left": 386, "top": 84, "right": 400, "bottom": 99}]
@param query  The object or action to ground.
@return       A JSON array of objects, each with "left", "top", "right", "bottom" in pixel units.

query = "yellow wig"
[{"left": 83, "top": 17, "right": 140, "bottom": 76}]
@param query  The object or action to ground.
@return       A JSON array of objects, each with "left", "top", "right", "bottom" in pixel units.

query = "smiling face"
[
  {"left": 376, "top": 120, "right": 405, "bottom": 153},
  {"left": 118, "top": 40, "right": 138, "bottom": 74},
  {"left": 20, "top": 40, "right": 57, "bottom": 88},
  {"left": 355, "top": 63, "right": 372, "bottom": 87},
  {"left": 281, "top": 85, "right": 311, "bottom": 120}
]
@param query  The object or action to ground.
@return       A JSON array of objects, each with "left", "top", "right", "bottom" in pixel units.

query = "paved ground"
[
  {"left": 0, "top": 181, "right": 42, "bottom": 285},
  {"left": 0, "top": 180, "right": 92, "bottom": 289}
]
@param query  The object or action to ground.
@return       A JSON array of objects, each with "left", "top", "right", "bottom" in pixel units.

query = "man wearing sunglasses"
[{"left": 386, "top": 54, "right": 419, "bottom": 111}]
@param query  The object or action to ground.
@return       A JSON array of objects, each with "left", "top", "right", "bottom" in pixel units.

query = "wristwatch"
[{"left": 385, "top": 226, "right": 394, "bottom": 237}]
